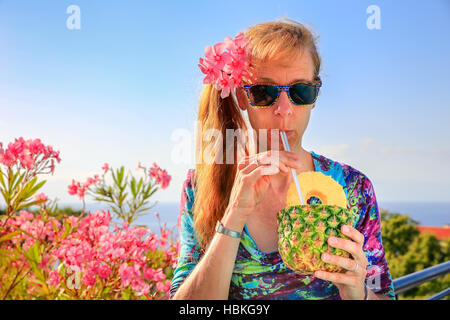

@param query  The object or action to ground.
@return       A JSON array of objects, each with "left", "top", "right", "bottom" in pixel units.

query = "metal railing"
[{"left": 392, "top": 260, "right": 450, "bottom": 300}]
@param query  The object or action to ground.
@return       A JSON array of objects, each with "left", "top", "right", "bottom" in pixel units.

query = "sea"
[{"left": 58, "top": 201, "right": 450, "bottom": 238}]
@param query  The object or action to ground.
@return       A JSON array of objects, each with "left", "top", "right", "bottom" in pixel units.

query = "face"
[{"left": 236, "top": 50, "right": 317, "bottom": 154}]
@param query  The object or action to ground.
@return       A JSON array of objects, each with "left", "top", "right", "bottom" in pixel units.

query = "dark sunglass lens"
[
  {"left": 290, "top": 84, "right": 317, "bottom": 105},
  {"left": 249, "top": 85, "right": 278, "bottom": 106}
]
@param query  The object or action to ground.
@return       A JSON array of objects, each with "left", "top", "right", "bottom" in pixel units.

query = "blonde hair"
[{"left": 192, "top": 19, "right": 322, "bottom": 250}]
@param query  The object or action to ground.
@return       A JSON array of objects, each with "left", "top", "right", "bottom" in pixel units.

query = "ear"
[{"left": 235, "top": 88, "right": 248, "bottom": 111}]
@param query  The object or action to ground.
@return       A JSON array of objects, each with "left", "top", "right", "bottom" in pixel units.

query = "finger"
[
  {"left": 328, "top": 236, "right": 361, "bottom": 259},
  {"left": 245, "top": 163, "right": 280, "bottom": 181},
  {"left": 240, "top": 161, "right": 260, "bottom": 175},
  {"left": 244, "top": 151, "right": 286, "bottom": 173},
  {"left": 341, "top": 225, "right": 365, "bottom": 248},
  {"left": 237, "top": 156, "right": 249, "bottom": 170},
  {"left": 237, "top": 154, "right": 260, "bottom": 171},
  {"left": 283, "top": 157, "right": 302, "bottom": 171},
  {"left": 321, "top": 253, "right": 359, "bottom": 273},
  {"left": 314, "top": 270, "right": 360, "bottom": 287},
  {"left": 259, "top": 151, "right": 301, "bottom": 172},
  {"left": 237, "top": 155, "right": 254, "bottom": 167}
]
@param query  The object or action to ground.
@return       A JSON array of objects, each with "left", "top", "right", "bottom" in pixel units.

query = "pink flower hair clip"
[{"left": 198, "top": 32, "right": 253, "bottom": 99}]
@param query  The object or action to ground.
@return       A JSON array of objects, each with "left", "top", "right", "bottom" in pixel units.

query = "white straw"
[{"left": 280, "top": 131, "right": 305, "bottom": 206}]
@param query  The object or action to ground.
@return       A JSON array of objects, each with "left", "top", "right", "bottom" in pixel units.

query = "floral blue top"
[{"left": 169, "top": 150, "right": 396, "bottom": 300}]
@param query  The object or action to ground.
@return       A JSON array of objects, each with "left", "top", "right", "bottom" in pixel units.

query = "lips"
[
  {"left": 272, "top": 128, "right": 293, "bottom": 131},
  {"left": 269, "top": 128, "right": 295, "bottom": 135}
]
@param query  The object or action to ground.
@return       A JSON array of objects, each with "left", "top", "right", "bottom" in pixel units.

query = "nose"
[{"left": 274, "top": 89, "right": 293, "bottom": 117}]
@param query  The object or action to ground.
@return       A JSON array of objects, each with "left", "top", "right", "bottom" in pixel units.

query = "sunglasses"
[{"left": 242, "top": 80, "right": 322, "bottom": 108}]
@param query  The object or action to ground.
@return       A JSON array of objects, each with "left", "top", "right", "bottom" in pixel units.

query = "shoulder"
[
  {"left": 312, "top": 151, "right": 378, "bottom": 228},
  {"left": 312, "top": 151, "right": 375, "bottom": 203}
]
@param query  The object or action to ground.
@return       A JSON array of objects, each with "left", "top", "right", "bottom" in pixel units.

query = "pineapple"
[{"left": 277, "top": 172, "right": 355, "bottom": 274}]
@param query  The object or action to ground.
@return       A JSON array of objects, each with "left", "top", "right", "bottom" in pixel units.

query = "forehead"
[{"left": 250, "top": 51, "right": 315, "bottom": 84}]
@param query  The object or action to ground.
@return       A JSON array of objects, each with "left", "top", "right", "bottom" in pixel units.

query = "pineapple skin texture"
[{"left": 277, "top": 204, "right": 355, "bottom": 274}]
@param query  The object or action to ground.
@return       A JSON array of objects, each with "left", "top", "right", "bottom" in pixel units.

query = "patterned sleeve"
[
  {"left": 169, "top": 169, "right": 204, "bottom": 299},
  {"left": 356, "top": 175, "right": 396, "bottom": 300}
]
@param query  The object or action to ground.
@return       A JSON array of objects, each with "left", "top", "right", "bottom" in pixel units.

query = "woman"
[{"left": 170, "top": 19, "right": 395, "bottom": 300}]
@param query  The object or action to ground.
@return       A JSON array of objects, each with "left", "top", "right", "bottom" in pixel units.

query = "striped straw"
[{"left": 280, "top": 131, "right": 305, "bottom": 206}]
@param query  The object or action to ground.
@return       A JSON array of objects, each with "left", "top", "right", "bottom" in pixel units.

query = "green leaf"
[
  {"left": 17, "top": 245, "right": 32, "bottom": 261},
  {"left": 14, "top": 199, "right": 45, "bottom": 211},
  {"left": 130, "top": 178, "right": 137, "bottom": 198},
  {"left": 110, "top": 206, "right": 123, "bottom": 218},
  {"left": 0, "top": 187, "right": 7, "bottom": 205},
  {"left": 95, "top": 186, "right": 109, "bottom": 197},
  {"left": 135, "top": 206, "right": 151, "bottom": 215},
  {"left": 136, "top": 178, "right": 143, "bottom": 194},
  {"left": 61, "top": 221, "right": 71, "bottom": 238},
  {"left": 11, "top": 171, "right": 27, "bottom": 194},
  {"left": 122, "top": 290, "right": 130, "bottom": 300},
  {"left": 14, "top": 226, "right": 39, "bottom": 241},
  {"left": 117, "top": 167, "right": 125, "bottom": 189},
  {"left": 13, "top": 177, "right": 46, "bottom": 205},
  {"left": 29, "top": 241, "right": 41, "bottom": 263},
  {"left": 118, "top": 192, "right": 128, "bottom": 203},
  {"left": 8, "top": 169, "right": 20, "bottom": 193},
  {"left": 0, "top": 168, "right": 6, "bottom": 190},
  {"left": 28, "top": 180, "right": 46, "bottom": 196},
  {"left": 0, "top": 230, "right": 22, "bottom": 243},
  {"left": 93, "top": 197, "right": 114, "bottom": 203}
]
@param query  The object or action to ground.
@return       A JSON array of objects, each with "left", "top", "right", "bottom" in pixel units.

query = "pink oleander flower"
[
  {"left": 34, "top": 193, "right": 47, "bottom": 204},
  {"left": 156, "top": 280, "right": 171, "bottom": 294},
  {"left": 0, "top": 137, "right": 61, "bottom": 171},
  {"left": 97, "top": 264, "right": 111, "bottom": 280},
  {"left": 68, "top": 179, "right": 80, "bottom": 195},
  {"left": 102, "top": 163, "right": 109, "bottom": 173},
  {"left": 82, "top": 270, "right": 97, "bottom": 287},
  {"left": 143, "top": 267, "right": 166, "bottom": 282},
  {"left": 77, "top": 185, "right": 87, "bottom": 200},
  {"left": 0, "top": 148, "right": 17, "bottom": 167},
  {"left": 119, "top": 263, "right": 136, "bottom": 287},
  {"left": 47, "top": 269, "right": 62, "bottom": 287},
  {"left": 216, "top": 72, "right": 235, "bottom": 99},
  {"left": 4, "top": 204, "right": 178, "bottom": 299},
  {"left": 152, "top": 268, "right": 167, "bottom": 282},
  {"left": 149, "top": 163, "right": 171, "bottom": 189},
  {"left": 18, "top": 150, "right": 35, "bottom": 170},
  {"left": 204, "top": 42, "right": 231, "bottom": 71},
  {"left": 131, "top": 278, "right": 150, "bottom": 296},
  {"left": 198, "top": 57, "right": 221, "bottom": 84},
  {"left": 224, "top": 32, "right": 251, "bottom": 56},
  {"left": 198, "top": 32, "right": 252, "bottom": 98},
  {"left": 68, "top": 174, "right": 100, "bottom": 199}
]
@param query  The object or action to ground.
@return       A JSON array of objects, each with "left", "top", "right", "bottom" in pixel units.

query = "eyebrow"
[{"left": 256, "top": 77, "right": 312, "bottom": 84}]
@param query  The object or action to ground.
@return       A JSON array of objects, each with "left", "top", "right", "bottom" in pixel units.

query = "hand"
[
  {"left": 227, "top": 150, "right": 300, "bottom": 219},
  {"left": 313, "top": 225, "right": 369, "bottom": 300}
]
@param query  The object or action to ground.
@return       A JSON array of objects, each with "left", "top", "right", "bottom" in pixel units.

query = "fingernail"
[
  {"left": 342, "top": 225, "right": 349, "bottom": 233},
  {"left": 322, "top": 253, "right": 329, "bottom": 260},
  {"left": 329, "top": 237, "right": 337, "bottom": 244}
]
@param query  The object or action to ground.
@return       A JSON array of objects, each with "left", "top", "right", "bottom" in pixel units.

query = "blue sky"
[{"left": 0, "top": 0, "right": 449, "bottom": 204}]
